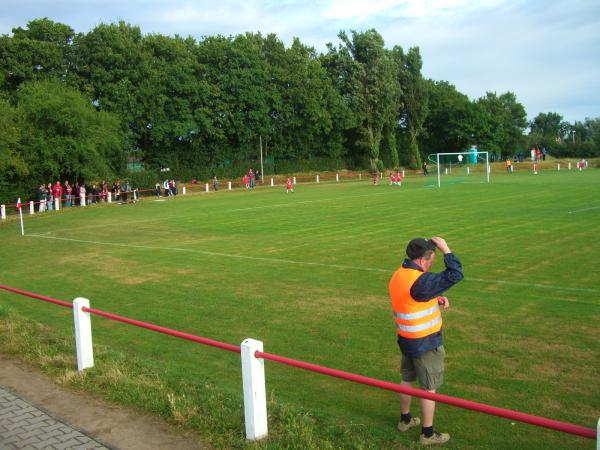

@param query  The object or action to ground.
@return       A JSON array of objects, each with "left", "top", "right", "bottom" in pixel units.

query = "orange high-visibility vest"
[{"left": 389, "top": 267, "right": 442, "bottom": 339}]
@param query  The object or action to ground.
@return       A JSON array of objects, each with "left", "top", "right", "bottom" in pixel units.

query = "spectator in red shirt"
[{"left": 53, "top": 181, "right": 63, "bottom": 208}]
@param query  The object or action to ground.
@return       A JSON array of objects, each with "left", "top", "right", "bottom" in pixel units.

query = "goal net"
[{"left": 426, "top": 151, "right": 490, "bottom": 188}]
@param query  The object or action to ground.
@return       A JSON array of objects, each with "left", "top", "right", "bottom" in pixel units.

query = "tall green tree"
[
  {"left": 139, "top": 33, "right": 223, "bottom": 173},
  {"left": 324, "top": 30, "right": 400, "bottom": 170},
  {"left": 421, "top": 80, "right": 476, "bottom": 155},
  {"left": 197, "top": 33, "right": 274, "bottom": 166},
  {"left": 17, "top": 80, "right": 125, "bottom": 191},
  {"left": 0, "top": 18, "right": 74, "bottom": 94},
  {"left": 529, "top": 112, "right": 564, "bottom": 139},
  {"left": 69, "top": 22, "right": 146, "bottom": 152},
  {"left": 395, "top": 46, "right": 427, "bottom": 168},
  {"left": 265, "top": 37, "right": 347, "bottom": 161},
  {"left": 0, "top": 98, "right": 26, "bottom": 203},
  {"left": 475, "top": 92, "right": 527, "bottom": 158}
]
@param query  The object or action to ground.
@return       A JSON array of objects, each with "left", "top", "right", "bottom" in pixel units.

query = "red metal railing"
[
  {"left": 0, "top": 284, "right": 596, "bottom": 441},
  {"left": 257, "top": 351, "right": 596, "bottom": 439},
  {"left": 84, "top": 306, "right": 240, "bottom": 354},
  {"left": 0, "top": 285, "right": 73, "bottom": 309}
]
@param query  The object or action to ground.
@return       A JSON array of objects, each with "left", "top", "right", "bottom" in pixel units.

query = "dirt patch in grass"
[{"left": 59, "top": 252, "right": 168, "bottom": 286}]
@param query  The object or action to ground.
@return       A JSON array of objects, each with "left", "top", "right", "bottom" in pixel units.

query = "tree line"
[{"left": 1, "top": 18, "right": 598, "bottom": 203}]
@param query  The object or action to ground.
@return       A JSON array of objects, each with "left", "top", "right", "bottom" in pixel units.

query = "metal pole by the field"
[
  {"left": 437, "top": 154, "right": 441, "bottom": 188},
  {"left": 18, "top": 199, "right": 24, "bottom": 235},
  {"left": 259, "top": 135, "right": 264, "bottom": 184}
]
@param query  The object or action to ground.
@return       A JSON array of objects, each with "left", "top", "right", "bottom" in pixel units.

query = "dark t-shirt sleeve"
[{"left": 410, "top": 253, "right": 464, "bottom": 300}]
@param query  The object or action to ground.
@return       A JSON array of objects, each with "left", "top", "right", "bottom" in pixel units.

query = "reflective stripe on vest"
[
  {"left": 396, "top": 314, "right": 441, "bottom": 333},
  {"left": 394, "top": 304, "right": 440, "bottom": 321}
]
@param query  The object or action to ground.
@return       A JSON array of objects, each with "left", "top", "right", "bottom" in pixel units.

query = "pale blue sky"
[{"left": 1, "top": 0, "right": 599, "bottom": 123}]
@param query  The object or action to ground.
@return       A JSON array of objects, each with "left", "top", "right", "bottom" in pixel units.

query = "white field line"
[
  {"left": 26, "top": 234, "right": 600, "bottom": 295},
  {"left": 26, "top": 234, "right": 390, "bottom": 273},
  {"left": 567, "top": 205, "right": 600, "bottom": 214}
]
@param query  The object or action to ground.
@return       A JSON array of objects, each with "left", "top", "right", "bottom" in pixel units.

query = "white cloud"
[{"left": 323, "top": 0, "right": 505, "bottom": 21}]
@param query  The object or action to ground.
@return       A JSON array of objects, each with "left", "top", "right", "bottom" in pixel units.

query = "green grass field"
[{"left": 1, "top": 166, "right": 599, "bottom": 449}]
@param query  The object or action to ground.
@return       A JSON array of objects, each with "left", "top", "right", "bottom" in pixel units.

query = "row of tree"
[{"left": 1, "top": 18, "right": 598, "bottom": 203}]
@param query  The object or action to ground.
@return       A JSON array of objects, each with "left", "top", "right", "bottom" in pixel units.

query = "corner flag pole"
[{"left": 17, "top": 198, "right": 24, "bottom": 236}]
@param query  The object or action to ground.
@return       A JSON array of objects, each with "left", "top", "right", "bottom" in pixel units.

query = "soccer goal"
[{"left": 430, "top": 151, "right": 490, "bottom": 188}]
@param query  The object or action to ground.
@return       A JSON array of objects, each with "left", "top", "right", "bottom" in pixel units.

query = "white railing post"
[
  {"left": 359, "top": 173, "right": 362, "bottom": 180},
  {"left": 557, "top": 163, "right": 560, "bottom": 171},
  {"left": 73, "top": 297, "right": 94, "bottom": 371},
  {"left": 205, "top": 183, "right": 209, "bottom": 193},
  {"left": 336, "top": 173, "right": 339, "bottom": 182},
  {"left": 568, "top": 162, "right": 572, "bottom": 170},
  {"left": 1, "top": 204, "right": 5, "bottom": 220},
  {"left": 402, "top": 170, "right": 405, "bottom": 178},
  {"left": 81, "top": 196, "right": 86, "bottom": 207},
  {"left": 316, "top": 175, "right": 320, "bottom": 183},
  {"left": 182, "top": 186, "right": 187, "bottom": 195},
  {"left": 241, "top": 338, "right": 268, "bottom": 441},
  {"left": 55, "top": 198, "right": 60, "bottom": 210},
  {"left": 270, "top": 178, "right": 274, "bottom": 187},
  {"left": 108, "top": 192, "right": 112, "bottom": 203},
  {"left": 444, "top": 168, "right": 448, "bottom": 175},
  {"left": 228, "top": 181, "right": 232, "bottom": 191},
  {"left": 29, "top": 201, "right": 35, "bottom": 215},
  {"left": 467, "top": 167, "right": 470, "bottom": 175},
  {"left": 293, "top": 176, "right": 296, "bottom": 185}
]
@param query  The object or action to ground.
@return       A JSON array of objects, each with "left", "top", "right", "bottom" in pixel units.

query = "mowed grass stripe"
[{"left": 24, "top": 232, "right": 600, "bottom": 299}]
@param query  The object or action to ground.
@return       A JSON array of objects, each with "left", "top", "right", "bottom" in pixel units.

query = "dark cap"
[{"left": 406, "top": 238, "right": 437, "bottom": 259}]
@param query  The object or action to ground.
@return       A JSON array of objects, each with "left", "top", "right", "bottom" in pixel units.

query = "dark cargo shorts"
[{"left": 401, "top": 345, "right": 445, "bottom": 391}]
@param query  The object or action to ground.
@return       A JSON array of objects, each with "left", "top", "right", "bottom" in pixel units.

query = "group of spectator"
[
  {"left": 530, "top": 147, "right": 547, "bottom": 161},
  {"left": 155, "top": 179, "right": 179, "bottom": 197},
  {"left": 242, "top": 169, "right": 260, "bottom": 189},
  {"left": 36, "top": 179, "right": 135, "bottom": 212}
]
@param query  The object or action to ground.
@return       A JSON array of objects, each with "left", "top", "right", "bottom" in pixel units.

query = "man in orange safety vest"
[{"left": 389, "top": 236, "right": 463, "bottom": 446}]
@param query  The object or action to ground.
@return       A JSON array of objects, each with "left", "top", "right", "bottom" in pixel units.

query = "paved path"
[
  {"left": 0, "top": 385, "right": 111, "bottom": 450},
  {"left": 0, "top": 354, "right": 207, "bottom": 450}
]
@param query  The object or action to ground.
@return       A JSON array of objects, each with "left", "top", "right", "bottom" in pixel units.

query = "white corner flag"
[{"left": 17, "top": 198, "right": 24, "bottom": 236}]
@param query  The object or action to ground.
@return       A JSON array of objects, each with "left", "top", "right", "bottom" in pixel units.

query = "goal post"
[{"left": 433, "top": 151, "right": 490, "bottom": 188}]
